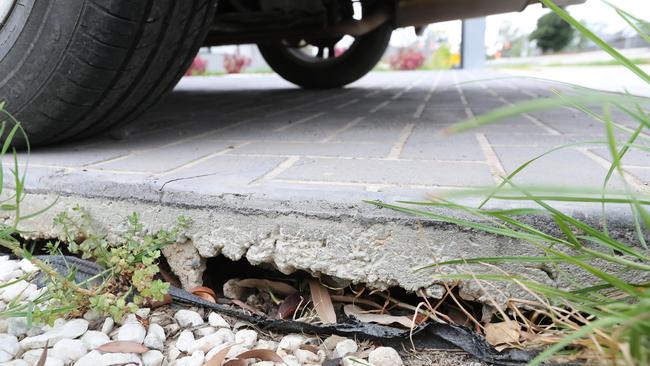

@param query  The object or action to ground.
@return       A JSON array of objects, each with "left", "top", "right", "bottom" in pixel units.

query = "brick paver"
[{"left": 9, "top": 70, "right": 650, "bottom": 202}]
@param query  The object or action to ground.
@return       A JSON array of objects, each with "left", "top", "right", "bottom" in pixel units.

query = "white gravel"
[{"left": 0, "top": 257, "right": 405, "bottom": 366}]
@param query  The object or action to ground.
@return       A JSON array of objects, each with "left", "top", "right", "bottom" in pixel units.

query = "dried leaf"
[
  {"left": 135, "top": 314, "right": 150, "bottom": 329},
  {"left": 231, "top": 299, "right": 263, "bottom": 315},
  {"left": 35, "top": 341, "right": 48, "bottom": 366},
  {"left": 330, "top": 295, "right": 383, "bottom": 309},
  {"left": 309, "top": 280, "right": 337, "bottom": 324},
  {"left": 159, "top": 268, "right": 182, "bottom": 288},
  {"left": 97, "top": 341, "right": 150, "bottom": 354},
  {"left": 222, "top": 359, "right": 247, "bottom": 366},
  {"left": 203, "top": 345, "right": 232, "bottom": 366},
  {"left": 190, "top": 286, "right": 218, "bottom": 302},
  {"left": 484, "top": 321, "right": 521, "bottom": 347},
  {"left": 236, "top": 279, "right": 297, "bottom": 296},
  {"left": 148, "top": 293, "right": 172, "bottom": 308},
  {"left": 277, "top": 292, "right": 303, "bottom": 319},
  {"left": 196, "top": 292, "right": 217, "bottom": 303},
  {"left": 343, "top": 304, "right": 416, "bottom": 329},
  {"left": 299, "top": 344, "right": 320, "bottom": 354},
  {"left": 236, "top": 349, "right": 284, "bottom": 362}
]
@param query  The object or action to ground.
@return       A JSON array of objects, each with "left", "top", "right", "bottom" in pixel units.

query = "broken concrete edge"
[{"left": 2, "top": 185, "right": 646, "bottom": 308}]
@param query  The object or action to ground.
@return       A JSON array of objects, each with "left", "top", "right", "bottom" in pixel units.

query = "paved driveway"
[
  {"left": 14, "top": 70, "right": 650, "bottom": 203},
  {"left": 9, "top": 70, "right": 650, "bottom": 295}
]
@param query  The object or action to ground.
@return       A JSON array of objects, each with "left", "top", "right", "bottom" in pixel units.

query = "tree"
[{"left": 530, "top": 11, "right": 574, "bottom": 53}]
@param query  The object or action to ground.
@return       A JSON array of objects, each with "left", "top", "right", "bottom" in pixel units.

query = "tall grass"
[{"left": 371, "top": 1, "right": 650, "bottom": 365}]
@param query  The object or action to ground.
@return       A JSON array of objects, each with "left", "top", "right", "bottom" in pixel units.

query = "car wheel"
[
  {"left": 257, "top": 22, "right": 392, "bottom": 89},
  {"left": 0, "top": 0, "right": 218, "bottom": 147}
]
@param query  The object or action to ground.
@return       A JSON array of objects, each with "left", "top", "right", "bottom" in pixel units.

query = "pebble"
[
  {"left": 225, "top": 345, "right": 248, "bottom": 359},
  {"left": 82, "top": 310, "right": 101, "bottom": 322},
  {"left": 0, "top": 270, "right": 23, "bottom": 283},
  {"left": 167, "top": 346, "right": 181, "bottom": 363},
  {"left": 51, "top": 339, "right": 87, "bottom": 365},
  {"left": 20, "top": 319, "right": 89, "bottom": 349},
  {"left": 100, "top": 352, "right": 142, "bottom": 366},
  {"left": 0, "top": 349, "right": 12, "bottom": 363},
  {"left": 175, "top": 351, "right": 204, "bottom": 366},
  {"left": 117, "top": 322, "right": 147, "bottom": 344},
  {"left": 253, "top": 340, "right": 278, "bottom": 350},
  {"left": 368, "top": 347, "right": 403, "bottom": 366},
  {"left": 277, "top": 334, "right": 306, "bottom": 352},
  {"left": 193, "top": 327, "right": 215, "bottom": 337},
  {"left": 175, "top": 331, "right": 194, "bottom": 353},
  {"left": 222, "top": 279, "right": 245, "bottom": 300},
  {"left": 142, "top": 350, "right": 164, "bottom": 366},
  {"left": 334, "top": 339, "right": 358, "bottom": 358},
  {"left": 80, "top": 331, "right": 110, "bottom": 350},
  {"left": 135, "top": 308, "right": 150, "bottom": 319},
  {"left": 174, "top": 310, "right": 203, "bottom": 328},
  {"left": 143, "top": 323, "right": 165, "bottom": 351},
  {"left": 295, "top": 349, "right": 320, "bottom": 364},
  {"left": 207, "top": 313, "right": 229, "bottom": 329},
  {"left": 281, "top": 355, "right": 300, "bottom": 366},
  {"left": 342, "top": 356, "right": 364, "bottom": 366},
  {"left": 19, "top": 258, "right": 38, "bottom": 273},
  {"left": 0, "top": 334, "right": 21, "bottom": 359},
  {"left": 1, "top": 360, "right": 28, "bottom": 366},
  {"left": 21, "top": 349, "right": 46, "bottom": 364},
  {"left": 101, "top": 318, "right": 114, "bottom": 334},
  {"left": 27, "top": 288, "right": 47, "bottom": 302},
  {"left": 21, "top": 350, "right": 65, "bottom": 366},
  {"left": 204, "top": 343, "right": 231, "bottom": 361},
  {"left": 43, "top": 358, "right": 65, "bottom": 366},
  {"left": 234, "top": 329, "right": 257, "bottom": 348},
  {"left": 251, "top": 362, "right": 275, "bottom": 366},
  {"left": 187, "top": 328, "right": 234, "bottom": 354},
  {"left": 0, "top": 319, "right": 8, "bottom": 334},
  {"left": 1, "top": 280, "right": 35, "bottom": 302},
  {"left": 74, "top": 351, "right": 102, "bottom": 366}
]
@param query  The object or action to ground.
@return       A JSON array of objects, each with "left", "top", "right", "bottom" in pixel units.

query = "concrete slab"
[{"left": 5, "top": 70, "right": 649, "bottom": 304}]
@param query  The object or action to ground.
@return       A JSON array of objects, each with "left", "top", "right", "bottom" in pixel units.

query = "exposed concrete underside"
[{"left": 10, "top": 189, "right": 643, "bottom": 306}]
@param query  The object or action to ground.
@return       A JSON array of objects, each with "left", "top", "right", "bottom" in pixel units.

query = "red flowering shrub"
[
  {"left": 389, "top": 49, "right": 425, "bottom": 70},
  {"left": 185, "top": 56, "right": 207, "bottom": 76},
  {"left": 223, "top": 53, "right": 252, "bottom": 74}
]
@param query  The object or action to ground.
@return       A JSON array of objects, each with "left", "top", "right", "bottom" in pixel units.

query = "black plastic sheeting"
[{"left": 37, "top": 255, "right": 537, "bottom": 366}]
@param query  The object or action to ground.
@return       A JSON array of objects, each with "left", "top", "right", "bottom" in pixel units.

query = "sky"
[{"left": 390, "top": 0, "right": 649, "bottom": 51}]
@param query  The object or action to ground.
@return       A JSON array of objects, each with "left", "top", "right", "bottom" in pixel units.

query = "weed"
[
  {"left": 0, "top": 103, "right": 188, "bottom": 324},
  {"left": 371, "top": 1, "right": 650, "bottom": 365}
]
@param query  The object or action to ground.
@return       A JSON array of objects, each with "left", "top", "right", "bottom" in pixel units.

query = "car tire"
[
  {"left": 257, "top": 24, "right": 392, "bottom": 89},
  {"left": 0, "top": 0, "right": 217, "bottom": 147}
]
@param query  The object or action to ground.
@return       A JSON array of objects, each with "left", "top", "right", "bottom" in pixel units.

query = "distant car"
[{"left": 0, "top": 0, "right": 580, "bottom": 146}]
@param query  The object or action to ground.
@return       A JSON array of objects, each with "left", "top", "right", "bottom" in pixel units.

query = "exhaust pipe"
[{"left": 395, "top": 0, "right": 529, "bottom": 27}]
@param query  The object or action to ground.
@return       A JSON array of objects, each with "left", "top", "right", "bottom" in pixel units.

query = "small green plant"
[
  {"left": 0, "top": 103, "right": 188, "bottom": 324},
  {"left": 372, "top": 1, "right": 650, "bottom": 365},
  {"left": 49, "top": 207, "right": 187, "bottom": 321},
  {"left": 2, "top": 206, "right": 188, "bottom": 324}
]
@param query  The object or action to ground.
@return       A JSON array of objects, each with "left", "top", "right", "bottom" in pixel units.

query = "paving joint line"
[
  {"left": 221, "top": 153, "right": 487, "bottom": 164},
  {"left": 154, "top": 142, "right": 252, "bottom": 178},
  {"left": 335, "top": 98, "right": 360, "bottom": 109},
  {"left": 476, "top": 133, "right": 507, "bottom": 184},
  {"left": 274, "top": 112, "right": 326, "bottom": 132},
  {"left": 271, "top": 178, "right": 486, "bottom": 190},
  {"left": 577, "top": 147, "right": 649, "bottom": 193},
  {"left": 320, "top": 116, "right": 365, "bottom": 142},
  {"left": 251, "top": 156, "right": 301, "bottom": 184},
  {"left": 414, "top": 73, "right": 442, "bottom": 119},
  {"left": 369, "top": 100, "right": 390, "bottom": 113},
  {"left": 386, "top": 123, "right": 415, "bottom": 160}
]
